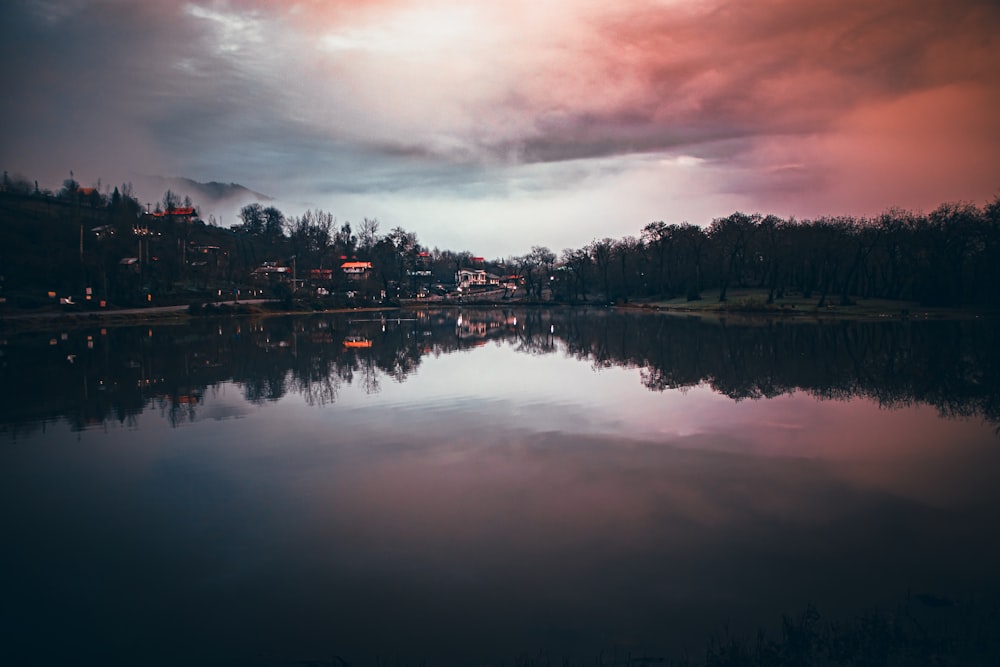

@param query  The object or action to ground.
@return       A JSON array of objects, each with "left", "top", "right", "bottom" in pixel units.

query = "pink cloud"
[
  {"left": 5, "top": 0, "right": 998, "bottom": 250},
  {"left": 724, "top": 82, "right": 1000, "bottom": 217}
]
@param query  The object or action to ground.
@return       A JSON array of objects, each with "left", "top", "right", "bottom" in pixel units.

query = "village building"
[
  {"left": 341, "top": 261, "right": 372, "bottom": 278},
  {"left": 148, "top": 206, "right": 197, "bottom": 224},
  {"left": 456, "top": 268, "right": 501, "bottom": 290}
]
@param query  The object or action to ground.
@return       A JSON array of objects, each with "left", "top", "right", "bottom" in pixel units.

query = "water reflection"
[
  {"left": 2, "top": 309, "right": 1000, "bottom": 666},
  {"left": 1, "top": 308, "right": 998, "bottom": 433}
]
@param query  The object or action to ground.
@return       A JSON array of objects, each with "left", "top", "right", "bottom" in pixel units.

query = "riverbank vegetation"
[{"left": 2, "top": 169, "right": 999, "bottom": 316}]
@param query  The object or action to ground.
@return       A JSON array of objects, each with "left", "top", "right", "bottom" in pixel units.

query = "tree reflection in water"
[{"left": 1, "top": 308, "right": 998, "bottom": 434}]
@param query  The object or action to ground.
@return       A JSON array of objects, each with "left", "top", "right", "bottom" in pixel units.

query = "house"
[
  {"left": 456, "top": 269, "right": 501, "bottom": 290},
  {"left": 252, "top": 262, "right": 291, "bottom": 282},
  {"left": 342, "top": 261, "right": 372, "bottom": 278},
  {"left": 456, "top": 269, "right": 484, "bottom": 288},
  {"left": 149, "top": 206, "right": 197, "bottom": 223}
]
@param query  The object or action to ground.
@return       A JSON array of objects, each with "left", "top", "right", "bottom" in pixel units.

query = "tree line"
[
  {"left": 559, "top": 201, "right": 1000, "bottom": 307},
  {"left": 236, "top": 195, "right": 1000, "bottom": 309},
  {"left": 3, "top": 168, "right": 1000, "bottom": 308}
]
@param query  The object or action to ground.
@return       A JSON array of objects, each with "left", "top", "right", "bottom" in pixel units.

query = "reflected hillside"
[{"left": 2, "top": 308, "right": 998, "bottom": 434}]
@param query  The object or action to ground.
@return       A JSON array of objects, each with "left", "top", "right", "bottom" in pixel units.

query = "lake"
[{"left": 2, "top": 308, "right": 999, "bottom": 665}]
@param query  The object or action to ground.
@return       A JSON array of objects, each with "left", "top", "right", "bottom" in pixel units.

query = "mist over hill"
[{"left": 132, "top": 174, "right": 271, "bottom": 218}]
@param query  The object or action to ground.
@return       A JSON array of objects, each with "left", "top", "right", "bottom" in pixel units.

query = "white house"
[{"left": 456, "top": 269, "right": 501, "bottom": 290}]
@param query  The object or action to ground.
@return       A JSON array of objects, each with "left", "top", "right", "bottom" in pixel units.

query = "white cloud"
[{"left": 3, "top": 0, "right": 998, "bottom": 255}]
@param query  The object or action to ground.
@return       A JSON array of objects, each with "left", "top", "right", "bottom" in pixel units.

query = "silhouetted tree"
[
  {"left": 262, "top": 206, "right": 285, "bottom": 241},
  {"left": 675, "top": 224, "right": 707, "bottom": 301},
  {"left": 162, "top": 189, "right": 180, "bottom": 213},
  {"left": 239, "top": 203, "right": 265, "bottom": 235},
  {"left": 588, "top": 238, "right": 614, "bottom": 301}
]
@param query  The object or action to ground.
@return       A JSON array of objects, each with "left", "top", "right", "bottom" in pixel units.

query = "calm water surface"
[{"left": 2, "top": 309, "right": 999, "bottom": 665}]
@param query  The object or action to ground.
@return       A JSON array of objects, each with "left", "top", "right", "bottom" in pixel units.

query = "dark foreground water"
[{"left": 2, "top": 308, "right": 999, "bottom": 665}]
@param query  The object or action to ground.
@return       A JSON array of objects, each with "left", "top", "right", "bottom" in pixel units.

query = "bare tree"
[
  {"left": 588, "top": 238, "right": 614, "bottom": 301},
  {"left": 358, "top": 217, "right": 380, "bottom": 252},
  {"left": 162, "top": 189, "right": 180, "bottom": 213}
]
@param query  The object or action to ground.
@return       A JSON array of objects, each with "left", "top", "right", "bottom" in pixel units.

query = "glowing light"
[
  {"left": 319, "top": 5, "right": 478, "bottom": 54},
  {"left": 185, "top": 3, "right": 263, "bottom": 54},
  {"left": 658, "top": 155, "right": 705, "bottom": 168}
]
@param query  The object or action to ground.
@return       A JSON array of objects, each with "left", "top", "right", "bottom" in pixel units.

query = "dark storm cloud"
[
  {"left": 0, "top": 1, "right": 372, "bottom": 193},
  {"left": 1, "top": 1, "right": 202, "bottom": 184}
]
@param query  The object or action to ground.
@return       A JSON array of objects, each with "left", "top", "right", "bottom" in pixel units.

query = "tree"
[
  {"left": 358, "top": 217, "right": 380, "bottom": 252},
  {"left": 530, "top": 246, "right": 556, "bottom": 299},
  {"left": 642, "top": 221, "right": 676, "bottom": 297},
  {"left": 974, "top": 196, "right": 1000, "bottom": 306},
  {"left": 709, "top": 212, "right": 758, "bottom": 302},
  {"left": 613, "top": 235, "right": 643, "bottom": 299},
  {"left": 162, "top": 189, "right": 180, "bottom": 213},
  {"left": 59, "top": 173, "right": 79, "bottom": 200},
  {"left": 514, "top": 246, "right": 556, "bottom": 300},
  {"left": 386, "top": 227, "right": 422, "bottom": 295},
  {"left": 287, "top": 209, "right": 340, "bottom": 278},
  {"left": 756, "top": 214, "right": 790, "bottom": 303},
  {"left": 588, "top": 238, "right": 614, "bottom": 301},
  {"left": 560, "top": 247, "right": 591, "bottom": 302},
  {"left": 334, "top": 221, "right": 355, "bottom": 259},
  {"left": 262, "top": 206, "right": 285, "bottom": 240},
  {"left": 239, "top": 203, "right": 265, "bottom": 235},
  {"left": 675, "top": 224, "right": 707, "bottom": 301}
]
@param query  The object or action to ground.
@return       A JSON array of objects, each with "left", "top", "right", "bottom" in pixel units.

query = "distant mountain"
[
  {"left": 133, "top": 174, "right": 272, "bottom": 209},
  {"left": 168, "top": 177, "right": 273, "bottom": 204}
]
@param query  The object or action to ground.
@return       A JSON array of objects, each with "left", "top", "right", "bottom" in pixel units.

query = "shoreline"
[
  {"left": 3, "top": 293, "right": 997, "bottom": 333},
  {"left": 0, "top": 302, "right": 400, "bottom": 333}
]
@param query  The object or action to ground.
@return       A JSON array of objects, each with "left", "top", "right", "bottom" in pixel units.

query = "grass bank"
[{"left": 621, "top": 288, "right": 1000, "bottom": 321}]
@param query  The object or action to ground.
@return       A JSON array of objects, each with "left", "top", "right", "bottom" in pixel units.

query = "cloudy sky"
[{"left": 2, "top": 0, "right": 998, "bottom": 256}]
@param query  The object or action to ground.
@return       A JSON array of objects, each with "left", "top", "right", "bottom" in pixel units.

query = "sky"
[{"left": 2, "top": 0, "right": 999, "bottom": 257}]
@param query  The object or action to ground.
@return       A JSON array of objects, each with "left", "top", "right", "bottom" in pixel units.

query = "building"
[
  {"left": 149, "top": 206, "right": 197, "bottom": 224},
  {"left": 342, "top": 261, "right": 372, "bottom": 278},
  {"left": 456, "top": 269, "right": 501, "bottom": 290},
  {"left": 252, "top": 262, "right": 291, "bottom": 282}
]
